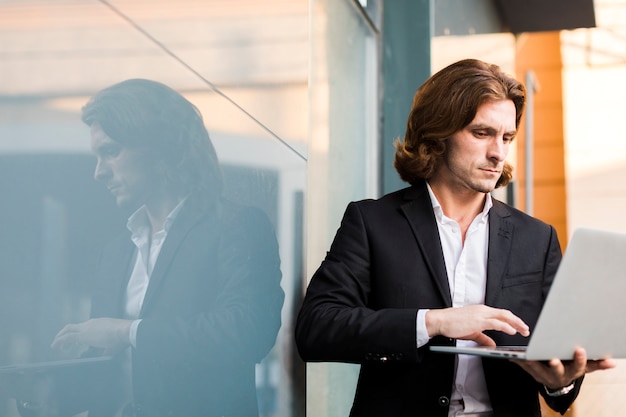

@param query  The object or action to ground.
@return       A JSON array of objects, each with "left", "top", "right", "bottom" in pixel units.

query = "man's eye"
[{"left": 474, "top": 131, "right": 488, "bottom": 138}]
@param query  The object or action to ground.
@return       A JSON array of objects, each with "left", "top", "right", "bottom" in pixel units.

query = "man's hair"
[
  {"left": 82, "top": 78, "right": 223, "bottom": 197},
  {"left": 393, "top": 58, "right": 526, "bottom": 188}
]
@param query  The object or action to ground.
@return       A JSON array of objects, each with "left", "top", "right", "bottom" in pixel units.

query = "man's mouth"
[{"left": 481, "top": 168, "right": 500, "bottom": 175}]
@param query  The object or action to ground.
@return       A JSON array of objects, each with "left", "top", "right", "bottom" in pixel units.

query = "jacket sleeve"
[
  {"left": 295, "top": 201, "right": 420, "bottom": 364},
  {"left": 539, "top": 376, "right": 584, "bottom": 415}
]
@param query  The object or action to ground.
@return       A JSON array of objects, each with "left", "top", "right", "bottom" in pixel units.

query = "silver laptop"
[
  {"left": 430, "top": 227, "right": 626, "bottom": 361},
  {"left": 0, "top": 356, "right": 113, "bottom": 399},
  {"left": 0, "top": 356, "right": 112, "bottom": 375}
]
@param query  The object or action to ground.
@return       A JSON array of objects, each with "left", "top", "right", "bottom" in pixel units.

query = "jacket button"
[{"left": 438, "top": 396, "right": 450, "bottom": 407}]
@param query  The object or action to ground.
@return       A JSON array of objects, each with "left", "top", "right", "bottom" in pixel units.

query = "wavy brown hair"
[
  {"left": 394, "top": 59, "right": 526, "bottom": 188},
  {"left": 82, "top": 79, "right": 223, "bottom": 199}
]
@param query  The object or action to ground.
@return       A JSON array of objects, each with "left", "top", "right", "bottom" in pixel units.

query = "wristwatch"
[{"left": 544, "top": 381, "right": 575, "bottom": 397}]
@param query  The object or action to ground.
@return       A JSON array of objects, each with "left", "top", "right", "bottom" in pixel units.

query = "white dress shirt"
[
  {"left": 125, "top": 198, "right": 187, "bottom": 344},
  {"left": 416, "top": 184, "right": 493, "bottom": 416},
  {"left": 116, "top": 198, "right": 187, "bottom": 414}
]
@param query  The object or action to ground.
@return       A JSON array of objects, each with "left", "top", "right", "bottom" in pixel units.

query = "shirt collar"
[{"left": 126, "top": 196, "right": 189, "bottom": 237}]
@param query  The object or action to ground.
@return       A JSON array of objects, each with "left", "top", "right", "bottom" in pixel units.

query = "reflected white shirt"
[
  {"left": 116, "top": 199, "right": 187, "bottom": 413},
  {"left": 416, "top": 184, "right": 492, "bottom": 416},
  {"left": 125, "top": 198, "right": 187, "bottom": 344}
]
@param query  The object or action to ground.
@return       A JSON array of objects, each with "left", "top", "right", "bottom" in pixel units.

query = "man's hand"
[
  {"left": 426, "top": 305, "right": 530, "bottom": 346},
  {"left": 51, "top": 318, "right": 132, "bottom": 357},
  {"left": 512, "top": 347, "right": 616, "bottom": 390}
]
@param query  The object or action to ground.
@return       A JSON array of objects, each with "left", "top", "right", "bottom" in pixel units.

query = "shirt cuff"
[
  {"left": 416, "top": 309, "right": 431, "bottom": 348},
  {"left": 129, "top": 319, "right": 142, "bottom": 348}
]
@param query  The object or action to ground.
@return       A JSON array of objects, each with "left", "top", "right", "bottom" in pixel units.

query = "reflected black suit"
[
  {"left": 74, "top": 194, "right": 284, "bottom": 417},
  {"left": 296, "top": 181, "right": 580, "bottom": 417}
]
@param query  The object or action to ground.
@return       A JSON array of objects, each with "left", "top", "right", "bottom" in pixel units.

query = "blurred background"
[{"left": 0, "top": 0, "right": 625, "bottom": 416}]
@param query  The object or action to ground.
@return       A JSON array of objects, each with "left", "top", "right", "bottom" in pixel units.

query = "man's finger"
[
  {"left": 472, "top": 333, "right": 496, "bottom": 347},
  {"left": 493, "top": 310, "right": 530, "bottom": 336}
]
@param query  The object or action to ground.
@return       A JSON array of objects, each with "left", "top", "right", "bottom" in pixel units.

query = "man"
[
  {"left": 44, "top": 79, "right": 284, "bottom": 417},
  {"left": 295, "top": 59, "right": 614, "bottom": 417}
]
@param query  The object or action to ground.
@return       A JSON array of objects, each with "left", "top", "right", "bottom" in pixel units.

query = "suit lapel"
[
  {"left": 400, "top": 182, "right": 452, "bottom": 307},
  {"left": 485, "top": 200, "right": 514, "bottom": 306},
  {"left": 139, "top": 195, "right": 212, "bottom": 316}
]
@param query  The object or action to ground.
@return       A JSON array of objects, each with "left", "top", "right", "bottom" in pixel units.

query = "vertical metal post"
[
  {"left": 524, "top": 71, "right": 537, "bottom": 215},
  {"left": 381, "top": 0, "right": 432, "bottom": 195}
]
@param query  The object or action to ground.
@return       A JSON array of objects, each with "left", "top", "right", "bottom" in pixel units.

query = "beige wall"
[{"left": 563, "top": 49, "right": 626, "bottom": 417}]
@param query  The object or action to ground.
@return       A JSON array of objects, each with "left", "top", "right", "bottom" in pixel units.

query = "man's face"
[
  {"left": 90, "top": 123, "right": 160, "bottom": 210},
  {"left": 438, "top": 99, "right": 516, "bottom": 194}
]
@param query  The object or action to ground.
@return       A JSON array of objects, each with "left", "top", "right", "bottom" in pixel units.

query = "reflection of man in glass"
[{"left": 48, "top": 79, "right": 284, "bottom": 417}]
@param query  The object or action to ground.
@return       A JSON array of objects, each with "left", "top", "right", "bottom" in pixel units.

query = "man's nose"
[
  {"left": 488, "top": 138, "right": 507, "bottom": 162},
  {"left": 93, "top": 159, "right": 110, "bottom": 182}
]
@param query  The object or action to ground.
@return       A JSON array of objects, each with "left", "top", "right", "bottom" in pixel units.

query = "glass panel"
[
  {"left": 0, "top": 1, "right": 306, "bottom": 416},
  {"left": 307, "top": 0, "right": 378, "bottom": 416}
]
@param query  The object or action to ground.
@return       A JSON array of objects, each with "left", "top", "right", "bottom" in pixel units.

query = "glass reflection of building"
[{"left": 0, "top": 2, "right": 307, "bottom": 416}]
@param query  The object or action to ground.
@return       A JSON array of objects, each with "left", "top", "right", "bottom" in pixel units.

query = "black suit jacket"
[
  {"left": 69, "top": 195, "right": 284, "bottom": 417},
  {"left": 296, "top": 181, "right": 580, "bottom": 417}
]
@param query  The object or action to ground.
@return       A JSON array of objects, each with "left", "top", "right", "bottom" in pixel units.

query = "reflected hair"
[
  {"left": 393, "top": 58, "right": 526, "bottom": 188},
  {"left": 82, "top": 78, "right": 223, "bottom": 198}
]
